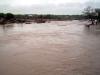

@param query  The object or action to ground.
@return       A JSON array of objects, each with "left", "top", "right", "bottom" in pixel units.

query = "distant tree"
[
  {"left": 95, "top": 9, "right": 100, "bottom": 22},
  {"left": 5, "top": 13, "right": 14, "bottom": 20},
  {"left": 83, "top": 6, "right": 96, "bottom": 24},
  {"left": 83, "top": 6, "right": 95, "bottom": 19},
  {"left": 0, "top": 13, "right": 5, "bottom": 19}
]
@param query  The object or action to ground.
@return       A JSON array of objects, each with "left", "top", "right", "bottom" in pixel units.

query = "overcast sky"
[{"left": 0, "top": 0, "right": 100, "bottom": 15}]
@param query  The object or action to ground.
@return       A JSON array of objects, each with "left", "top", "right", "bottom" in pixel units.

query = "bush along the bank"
[{"left": 0, "top": 13, "right": 15, "bottom": 24}]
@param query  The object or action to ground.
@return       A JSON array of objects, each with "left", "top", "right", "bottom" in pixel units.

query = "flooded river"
[{"left": 0, "top": 20, "right": 100, "bottom": 75}]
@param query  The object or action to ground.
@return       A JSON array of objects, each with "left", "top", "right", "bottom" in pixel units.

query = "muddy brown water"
[{"left": 0, "top": 20, "right": 100, "bottom": 75}]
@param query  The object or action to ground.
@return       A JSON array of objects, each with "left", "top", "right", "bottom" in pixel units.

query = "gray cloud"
[{"left": 0, "top": 0, "right": 100, "bottom": 14}]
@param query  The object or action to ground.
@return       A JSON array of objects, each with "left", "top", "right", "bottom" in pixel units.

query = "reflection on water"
[
  {"left": 0, "top": 23, "right": 24, "bottom": 35},
  {"left": 0, "top": 20, "right": 100, "bottom": 75}
]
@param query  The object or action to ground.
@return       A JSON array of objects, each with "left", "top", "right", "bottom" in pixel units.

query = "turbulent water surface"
[{"left": 0, "top": 20, "right": 100, "bottom": 75}]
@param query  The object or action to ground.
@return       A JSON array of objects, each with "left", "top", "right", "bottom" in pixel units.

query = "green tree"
[
  {"left": 0, "top": 13, "right": 5, "bottom": 19},
  {"left": 83, "top": 6, "right": 96, "bottom": 24},
  {"left": 95, "top": 9, "right": 100, "bottom": 22},
  {"left": 5, "top": 13, "right": 14, "bottom": 20}
]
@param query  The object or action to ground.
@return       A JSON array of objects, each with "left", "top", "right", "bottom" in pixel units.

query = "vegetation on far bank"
[
  {"left": 0, "top": 7, "right": 100, "bottom": 24},
  {"left": 0, "top": 13, "right": 85, "bottom": 24}
]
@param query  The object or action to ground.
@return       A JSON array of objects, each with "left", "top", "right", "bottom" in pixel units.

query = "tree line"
[
  {"left": 0, "top": 7, "right": 100, "bottom": 24},
  {"left": 0, "top": 13, "right": 85, "bottom": 24}
]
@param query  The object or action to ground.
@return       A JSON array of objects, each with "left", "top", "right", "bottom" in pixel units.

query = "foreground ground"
[{"left": 0, "top": 20, "right": 100, "bottom": 75}]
